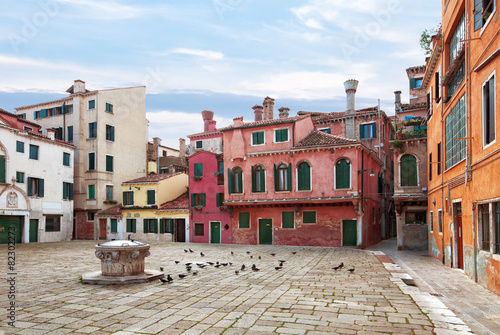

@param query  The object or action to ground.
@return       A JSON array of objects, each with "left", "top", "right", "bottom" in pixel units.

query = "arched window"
[
  {"left": 400, "top": 154, "right": 417, "bottom": 186},
  {"left": 228, "top": 166, "right": 243, "bottom": 194},
  {"left": 274, "top": 163, "right": 291, "bottom": 191},
  {"left": 335, "top": 159, "right": 351, "bottom": 189},
  {"left": 297, "top": 161, "right": 311, "bottom": 191},
  {"left": 252, "top": 165, "right": 265, "bottom": 193}
]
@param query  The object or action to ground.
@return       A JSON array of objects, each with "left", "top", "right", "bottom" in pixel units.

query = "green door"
[
  {"left": 29, "top": 219, "right": 38, "bottom": 243},
  {"left": 343, "top": 219, "right": 357, "bottom": 246},
  {"left": 0, "top": 216, "right": 22, "bottom": 244},
  {"left": 259, "top": 219, "right": 273, "bottom": 245},
  {"left": 210, "top": 222, "right": 220, "bottom": 244}
]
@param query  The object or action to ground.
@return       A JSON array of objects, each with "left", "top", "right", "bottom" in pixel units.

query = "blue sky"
[{"left": 0, "top": 0, "right": 441, "bottom": 148}]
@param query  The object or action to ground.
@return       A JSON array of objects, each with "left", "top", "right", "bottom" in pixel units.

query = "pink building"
[{"left": 187, "top": 111, "right": 231, "bottom": 244}]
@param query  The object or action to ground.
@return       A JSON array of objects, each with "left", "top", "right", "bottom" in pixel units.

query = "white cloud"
[
  {"left": 171, "top": 48, "right": 224, "bottom": 60},
  {"left": 60, "top": 0, "right": 145, "bottom": 19}
]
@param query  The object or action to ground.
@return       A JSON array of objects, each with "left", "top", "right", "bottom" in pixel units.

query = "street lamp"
[{"left": 358, "top": 168, "right": 374, "bottom": 177}]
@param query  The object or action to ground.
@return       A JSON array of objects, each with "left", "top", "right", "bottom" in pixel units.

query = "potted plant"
[{"left": 392, "top": 139, "right": 405, "bottom": 152}]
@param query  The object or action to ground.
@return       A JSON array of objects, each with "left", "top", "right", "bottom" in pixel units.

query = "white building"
[
  {"left": 0, "top": 109, "right": 74, "bottom": 243},
  {"left": 15, "top": 80, "right": 148, "bottom": 240}
]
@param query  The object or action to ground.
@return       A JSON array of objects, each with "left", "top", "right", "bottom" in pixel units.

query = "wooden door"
[
  {"left": 176, "top": 219, "right": 185, "bottom": 242},
  {"left": 259, "top": 219, "right": 273, "bottom": 245},
  {"left": 456, "top": 214, "right": 463, "bottom": 269},
  {"left": 343, "top": 219, "right": 357, "bottom": 246},
  {"left": 99, "top": 219, "right": 107, "bottom": 239},
  {"left": 0, "top": 216, "right": 22, "bottom": 244},
  {"left": 210, "top": 222, "right": 221, "bottom": 244},
  {"left": 29, "top": 219, "right": 38, "bottom": 242}
]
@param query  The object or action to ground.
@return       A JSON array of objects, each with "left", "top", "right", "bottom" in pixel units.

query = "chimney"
[
  {"left": 201, "top": 110, "right": 214, "bottom": 132},
  {"left": 47, "top": 129, "right": 55, "bottom": 140},
  {"left": 208, "top": 120, "right": 217, "bottom": 132},
  {"left": 278, "top": 107, "right": 290, "bottom": 119},
  {"left": 179, "top": 138, "right": 186, "bottom": 159},
  {"left": 263, "top": 96, "right": 275, "bottom": 120},
  {"left": 73, "top": 79, "right": 86, "bottom": 94},
  {"left": 233, "top": 116, "right": 244, "bottom": 127},
  {"left": 394, "top": 91, "right": 402, "bottom": 114},
  {"left": 344, "top": 79, "right": 359, "bottom": 115},
  {"left": 253, "top": 104, "right": 263, "bottom": 121}
]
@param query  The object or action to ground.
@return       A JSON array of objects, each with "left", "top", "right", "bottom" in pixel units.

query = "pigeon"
[
  {"left": 160, "top": 277, "right": 168, "bottom": 283},
  {"left": 207, "top": 262, "right": 214, "bottom": 265},
  {"left": 189, "top": 248, "right": 194, "bottom": 253},
  {"left": 221, "top": 263, "right": 228, "bottom": 266},
  {"left": 160, "top": 266, "right": 164, "bottom": 271},
  {"left": 229, "top": 262, "right": 233, "bottom": 266},
  {"left": 348, "top": 268, "right": 355, "bottom": 273},
  {"left": 192, "top": 271, "right": 198, "bottom": 275},
  {"left": 131, "top": 239, "right": 135, "bottom": 242},
  {"left": 279, "top": 262, "right": 284, "bottom": 267},
  {"left": 251, "top": 264, "right": 256, "bottom": 269},
  {"left": 198, "top": 264, "right": 207, "bottom": 268},
  {"left": 250, "top": 255, "right": 253, "bottom": 259},
  {"left": 200, "top": 252, "right": 205, "bottom": 257},
  {"left": 175, "top": 261, "right": 180, "bottom": 264},
  {"left": 216, "top": 261, "right": 219, "bottom": 265},
  {"left": 278, "top": 260, "right": 286, "bottom": 263},
  {"left": 338, "top": 262, "right": 344, "bottom": 269},
  {"left": 214, "top": 264, "right": 221, "bottom": 268},
  {"left": 258, "top": 256, "right": 261, "bottom": 260},
  {"left": 128, "top": 234, "right": 132, "bottom": 240},
  {"left": 184, "top": 249, "right": 188, "bottom": 252},
  {"left": 167, "top": 274, "right": 173, "bottom": 282},
  {"left": 275, "top": 267, "right": 282, "bottom": 270},
  {"left": 186, "top": 263, "right": 192, "bottom": 266},
  {"left": 252, "top": 266, "right": 260, "bottom": 272},
  {"left": 292, "top": 252, "right": 297, "bottom": 254},
  {"left": 186, "top": 267, "right": 192, "bottom": 272},
  {"left": 246, "top": 251, "right": 251, "bottom": 254},
  {"left": 271, "top": 253, "right": 276, "bottom": 256},
  {"left": 179, "top": 274, "right": 187, "bottom": 279},
  {"left": 231, "top": 251, "right": 234, "bottom": 255},
  {"left": 235, "top": 270, "right": 239, "bottom": 275},
  {"left": 241, "top": 264, "right": 245, "bottom": 271},
  {"left": 333, "top": 265, "right": 341, "bottom": 270}
]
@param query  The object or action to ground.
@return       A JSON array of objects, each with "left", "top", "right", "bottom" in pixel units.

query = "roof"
[
  {"left": 218, "top": 115, "right": 307, "bottom": 132},
  {"left": 97, "top": 203, "right": 122, "bottom": 216},
  {"left": 159, "top": 192, "right": 189, "bottom": 210},
  {"left": 296, "top": 130, "right": 358, "bottom": 147},
  {"left": 159, "top": 156, "right": 187, "bottom": 167},
  {"left": 123, "top": 172, "right": 184, "bottom": 184},
  {"left": 401, "top": 102, "right": 427, "bottom": 111},
  {"left": 309, "top": 107, "right": 384, "bottom": 122},
  {"left": 0, "top": 108, "right": 42, "bottom": 129},
  {"left": 187, "top": 130, "right": 222, "bottom": 138}
]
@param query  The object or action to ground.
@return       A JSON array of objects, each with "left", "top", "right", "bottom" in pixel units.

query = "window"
[
  {"left": 143, "top": 218, "right": 158, "bottom": 233},
  {"left": 126, "top": 218, "right": 136, "bottom": 233},
  {"left": 429, "top": 153, "right": 433, "bottom": 181},
  {"left": 405, "top": 212, "right": 426, "bottom": 224},
  {"left": 18, "top": 113, "right": 26, "bottom": 119},
  {"left": 88, "top": 185, "right": 95, "bottom": 200},
  {"left": 274, "top": 163, "right": 291, "bottom": 192},
  {"left": 196, "top": 140, "right": 203, "bottom": 149},
  {"left": 360, "top": 122, "right": 376, "bottom": 139},
  {"left": 400, "top": 154, "right": 418, "bottom": 186},
  {"left": 217, "top": 160, "right": 224, "bottom": 185},
  {"left": 88, "top": 212, "right": 95, "bottom": 221},
  {"left": 195, "top": 223, "right": 204, "bottom": 236},
  {"left": 16, "top": 141, "right": 24, "bottom": 153},
  {"left": 450, "top": 13, "right": 465, "bottom": 64},
  {"left": 429, "top": 211, "right": 434, "bottom": 232},
  {"left": 319, "top": 127, "right": 331, "bottom": 134},
  {"left": 274, "top": 128, "right": 289, "bottom": 142},
  {"left": 335, "top": 159, "right": 351, "bottom": 189},
  {"left": 410, "top": 77, "right": 423, "bottom": 89},
  {"left": 191, "top": 193, "right": 206, "bottom": 208},
  {"left": 303, "top": 211, "right": 316, "bottom": 224},
  {"left": 63, "top": 182, "right": 73, "bottom": 200},
  {"left": 480, "top": 204, "right": 490, "bottom": 251},
  {"left": 162, "top": 150, "right": 167, "bottom": 157},
  {"left": 105, "top": 102, "right": 113, "bottom": 113},
  {"left": 67, "top": 126, "right": 73, "bottom": 142},
  {"left": 0, "top": 156, "right": 4, "bottom": 183},
  {"left": 106, "top": 155, "right": 113, "bottom": 172},
  {"left": 88, "top": 152, "right": 95, "bottom": 170},
  {"left": 252, "top": 165, "right": 266, "bottom": 193},
  {"left": 45, "top": 216, "right": 61, "bottom": 232},
  {"left": 16, "top": 171, "right": 24, "bottom": 183},
  {"left": 474, "top": 0, "right": 496, "bottom": 31},
  {"left": 282, "top": 211, "right": 294, "bottom": 229},
  {"left": 437, "top": 143, "right": 442, "bottom": 175},
  {"left": 29, "top": 144, "right": 39, "bottom": 160},
  {"left": 63, "top": 152, "right": 70, "bottom": 166},
  {"left": 88, "top": 122, "right": 97, "bottom": 139},
  {"left": 228, "top": 166, "right": 243, "bottom": 194},
  {"left": 160, "top": 168, "right": 170, "bottom": 174},
  {"left": 159, "top": 219, "right": 173, "bottom": 234},
  {"left": 110, "top": 219, "right": 118, "bottom": 233},
  {"left": 27, "top": 177, "right": 44, "bottom": 197},
  {"left": 435, "top": 71, "right": 441, "bottom": 102},
  {"left": 252, "top": 131, "right": 265, "bottom": 145},
  {"left": 427, "top": 89, "right": 433, "bottom": 118},
  {"left": 147, "top": 190, "right": 155, "bottom": 205},
  {"left": 495, "top": 203, "right": 500, "bottom": 254},
  {"left": 88, "top": 99, "right": 96, "bottom": 110},
  {"left": 123, "top": 191, "right": 134, "bottom": 206},
  {"left": 53, "top": 127, "right": 63, "bottom": 140},
  {"left": 194, "top": 163, "right": 203, "bottom": 177},
  {"left": 24, "top": 126, "right": 32, "bottom": 131},
  {"left": 216, "top": 193, "right": 224, "bottom": 207},
  {"left": 483, "top": 74, "right": 495, "bottom": 146},
  {"left": 438, "top": 210, "right": 443, "bottom": 234},
  {"left": 448, "top": 62, "right": 465, "bottom": 97},
  {"left": 297, "top": 162, "right": 311, "bottom": 191},
  {"left": 445, "top": 95, "right": 467, "bottom": 169},
  {"left": 106, "top": 185, "right": 113, "bottom": 201},
  {"left": 106, "top": 125, "right": 115, "bottom": 142},
  {"left": 239, "top": 212, "right": 250, "bottom": 229}
]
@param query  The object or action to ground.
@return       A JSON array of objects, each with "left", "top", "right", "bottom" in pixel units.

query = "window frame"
[
  {"left": 251, "top": 131, "right": 265, "bottom": 146},
  {"left": 105, "top": 102, "right": 113, "bottom": 113},
  {"left": 303, "top": 211, "right": 317, "bottom": 224},
  {"left": 275, "top": 163, "right": 291, "bottom": 192},
  {"left": 482, "top": 72, "right": 495, "bottom": 148},
  {"left": 88, "top": 184, "right": 95, "bottom": 200},
  {"left": 445, "top": 94, "right": 467, "bottom": 170},
  {"left": 194, "top": 163, "right": 203, "bottom": 178},
  {"left": 105, "top": 155, "right": 114, "bottom": 172},
  {"left": 105, "top": 185, "right": 113, "bottom": 201},
  {"left": 126, "top": 218, "right": 137, "bottom": 233},
  {"left": 274, "top": 128, "right": 289, "bottom": 143},
  {"left": 106, "top": 124, "right": 115, "bottom": 142},
  {"left": 438, "top": 209, "right": 443, "bottom": 234},
  {"left": 335, "top": 158, "right": 351, "bottom": 190},
  {"left": 88, "top": 122, "right": 97, "bottom": 139},
  {"left": 195, "top": 140, "right": 203, "bottom": 149},
  {"left": 123, "top": 190, "right": 134, "bottom": 206},
  {"left": 359, "top": 122, "right": 377, "bottom": 139},
  {"left": 194, "top": 223, "right": 204, "bottom": 236},
  {"left": 400, "top": 154, "right": 418, "bottom": 187},
  {"left": 27, "top": 177, "right": 44, "bottom": 197},
  {"left": 29, "top": 144, "right": 39, "bottom": 160},
  {"left": 16, "top": 171, "right": 25, "bottom": 183},
  {"left": 88, "top": 152, "right": 96, "bottom": 171},
  {"left": 88, "top": 99, "right": 96, "bottom": 110},
  {"left": 16, "top": 141, "right": 24, "bottom": 153},
  {"left": 282, "top": 211, "right": 295, "bottom": 229},
  {"left": 45, "top": 215, "right": 61, "bottom": 232},
  {"left": 147, "top": 189, "right": 155, "bottom": 205},
  {"left": 252, "top": 164, "right": 266, "bottom": 193},
  {"left": 63, "top": 152, "right": 71, "bottom": 167},
  {"left": 67, "top": 126, "right": 73, "bottom": 142},
  {"left": 429, "top": 210, "right": 434, "bottom": 233},
  {"left": 63, "top": 182, "right": 74, "bottom": 200}
]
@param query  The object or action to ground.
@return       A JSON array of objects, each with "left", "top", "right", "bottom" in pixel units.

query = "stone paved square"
[{"left": 0, "top": 241, "right": 470, "bottom": 334}]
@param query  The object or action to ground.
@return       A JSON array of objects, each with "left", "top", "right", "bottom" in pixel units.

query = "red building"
[
  {"left": 186, "top": 111, "right": 231, "bottom": 244},
  {"left": 219, "top": 81, "right": 394, "bottom": 247}
]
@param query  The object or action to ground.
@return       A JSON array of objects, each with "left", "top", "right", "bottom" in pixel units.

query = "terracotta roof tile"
[
  {"left": 159, "top": 192, "right": 189, "bottom": 210},
  {"left": 97, "top": 203, "right": 122, "bottom": 216},
  {"left": 218, "top": 115, "right": 307, "bottom": 132},
  {"left": 296, "top": 130, "right": 357, "bottom": 147},
  {"left": 123, "top": 172, "right": 184, "bottom": 184},
  {"left": 401, "top": 102, "right": 427, "bottom": 111}
]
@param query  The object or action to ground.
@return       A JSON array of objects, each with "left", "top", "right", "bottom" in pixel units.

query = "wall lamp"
[{"left": 358, "top": 168, "right": 374, "bottom": 177}]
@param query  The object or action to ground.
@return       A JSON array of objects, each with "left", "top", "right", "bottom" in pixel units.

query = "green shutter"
[
  {"left": 287, "top": 163, "right": 292, "bottom": 191},
  {"left": 239, "top": 212, "right": 250, "bottom": 228},
  {"left": 38, "top": 179, "right": 44, "bottom": 197},
  {"left": 252, "top": 132, "right": 257, "bottom": 144},
  {"left": 191, "top": 193, "right": 195, "bottom": 206},
  {"left": 474, "top": 0, "right": 483, "bottom": 31},
  {"left": 359, "top": 124, "right": 364, "bottom": 139},
  {"left": 106, "top": 156, "right": 113, "bottom": 172},
  {"left": 147, "top": 190, "right": 155, "bottom": 205},
  {"left": 371, "top": 123, "right": 377, "bottom": 138},
  {"left": 283, "top": 129, "right": 288, "bottom": 141},
  {"left": 251, "top": 165, "right": 256, "bottom": 192},
  {"left": 194, "top": 163, "right": 203, "bottom": 177},
  {"left": 143, "top": 219, "right": 148, "bottom": 233},
  {"left": 167, "top": 219, "right": 173, "bottom": 233},
  {"left": 282, "top": 211, "right": 294, "bottom": 228},
  {"left": 0, "top": 156, "right": 5, "bottom": 183},
  {"left": 63, "top": 183, "right": 67, "bottom": 199},
  {"left": 303, "top": 211, "right": 316, "bottom": 224},
  {"left": 27, "top": 177, "right": 32, "bottom": 196},
  {"left": 304, "top": 164, "right": 310, "bottom": 190},
  {"left": 67, "top": 126, "right": 73, "bottom": 142},
  {"left": 202, "top": 193, "right": 206, "bottom": 207},
  {"left": 237, "top": 169, "right": 243, "bottom": 193},
  {"left": 298, "top": 163, "right": 311, "bottom": 191},
  {"left": 227, "top": 168, "right": 233, "bottom": 194},
  {"left": 111, "top": 219, "right": 117, "bottom": 232},
  {"left": 111, "top": 126, "right": 115, "bottom": 141},
  {"left": 410, "top": 78, "right": 416, "bottom": 89},
  {"left": 160, "top": 219, "right": 165, "bottom": 233},
  {"left": 260, "top": 166, "right": 265, "bottom": 191},
  {"left": 123, "top": 192, "right": 127, "bottom": 205},
  {"left": 216, "top": 193, "right": 221, "bottom": 207},
  {"left": 69, "top": 183, "right": 73, "bottom": 200},
  {"left": 336, "top": 160, "right": 350, "bottom": 189}
]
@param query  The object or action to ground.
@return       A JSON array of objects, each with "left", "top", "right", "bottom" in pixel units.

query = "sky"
[{"left": 0, "top": 0, "right": 442, "bottom": 148}]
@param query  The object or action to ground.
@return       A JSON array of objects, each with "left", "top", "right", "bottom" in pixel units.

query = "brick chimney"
[
  {"left": 344, "top": 79, "right": 359, "bottom": 115},
  {"left": 47, "top": 129, "right": 55, "bottom": 140},
  {"left": 233, "top": 116, "right": 244, "bottom": 127},
  {"left": 263, "top": 96, "right": 274, "bottom": 120},
  {"left": 73, "top": 79, "right": 86, "bottom": 94},
  {"left": 253, "top": 105, "right": 263, "bottom": 121},
  {"left": 208, "top": 120, "right": 217, "bottom": 132},
  {"left": 201, "top": 110, "right": 214, "bottom": 132},
  {"left": 278, "top": 107, "right": 290, "bottom": 119},
  {"left": 179, "top": 138, "right": 186, "bottom": 158}
]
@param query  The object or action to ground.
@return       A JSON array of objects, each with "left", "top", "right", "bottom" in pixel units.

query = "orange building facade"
[{"left": 426, "top": 0, "right": 500, "bottom": 294}]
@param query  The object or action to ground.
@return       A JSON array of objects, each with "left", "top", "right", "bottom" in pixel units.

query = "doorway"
[
  {"left": 29, "top": 219, "right": 38, "bottom": 242},
  {"left": 342, "top": 219, "right": 357, "bottom": 246},
  {"left": 259, "top": 219, "right": 272, "bottom": 245},
  {"left": 210, "top": 222, "right": 221, "bottom": 244},
  {"left": 454, "top": 203, "right": 463, "bottom": 269},
  {"left": 175, "top": 219, "right": 186, "bottom": 242},
  {"left": 99, "top": 219, "right": 107, "bottom": 239}
]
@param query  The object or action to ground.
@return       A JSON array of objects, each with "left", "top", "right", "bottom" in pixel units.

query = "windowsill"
[
  {"left": 251, "top": 143, "right": 265, "bottom": 146},
  {"left": 251, "top": 191, "right": 267, "bottom": 194},
  {"left": 273, "top": 141, "right": 290, "bottom": 144},
  {"left": 87, "top": 138, "right": 96, "bottom": 140},
  {"left": 275, "top": 190, "right": 291, "bottom": 193},
  {"left": 296, "top": 190, "right": 312, "bottom": 192},
  {"left": 480, "top": 9, "right": 496, "bottom": 36},
  {"left": 483, "top": 139, "right": 496, "bottom": 150},
  {"left": 106, "top": 140, "right": 115, "bottom": 143}
]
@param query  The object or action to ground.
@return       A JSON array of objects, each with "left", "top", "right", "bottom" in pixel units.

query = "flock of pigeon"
[{"left": 158, "top": 248, "right": 355, "bottom": 284}]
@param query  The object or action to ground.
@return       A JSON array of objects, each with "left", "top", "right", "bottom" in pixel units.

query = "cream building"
[
  {"left": 0, "top": 109, "right": 74, "bottom": 243},
  {"left": 15, "top": 80, "right": 148, "bottom": 240}
]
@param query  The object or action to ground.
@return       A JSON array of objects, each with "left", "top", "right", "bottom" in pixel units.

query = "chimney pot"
[
  {"left": 179, "top": 138, "right": 186, "bottom": 158},
  {"left": 252, "top": 104, "right": 263, "bottom": 121},
  {"left": 233, "top": 116, "right": 244, "bottom": 127},
  {"left": 278, "top": 107, "right": 290, "bottom": 119},
  {"left": 263, "top": 96, "right": 275, "bottom": 120},
  {"left": 201, "top": 110, "right": 214, "bottom": 132},
  {"left": 73, "top": 79, "right": 86, "bottom": 94},
  {"left": 47, "top": 129, "right": 55, "bottom": 140},
  {"left": 344, "top": 79, "right": 359, "bottom": 115},
  {"left": 208, "top": 120, "right": 217, "bottom": 132}
]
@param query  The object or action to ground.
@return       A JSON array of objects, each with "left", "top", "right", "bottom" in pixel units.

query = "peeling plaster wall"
[
  {"left": 429, "top": 234, "right": 441, "bottom": 258},
  {"left": 444, "top": 245, "right": 452, "bottom": 266},
  {"left": 463, "top": 246, "right": 474, "bottom": 279}
]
